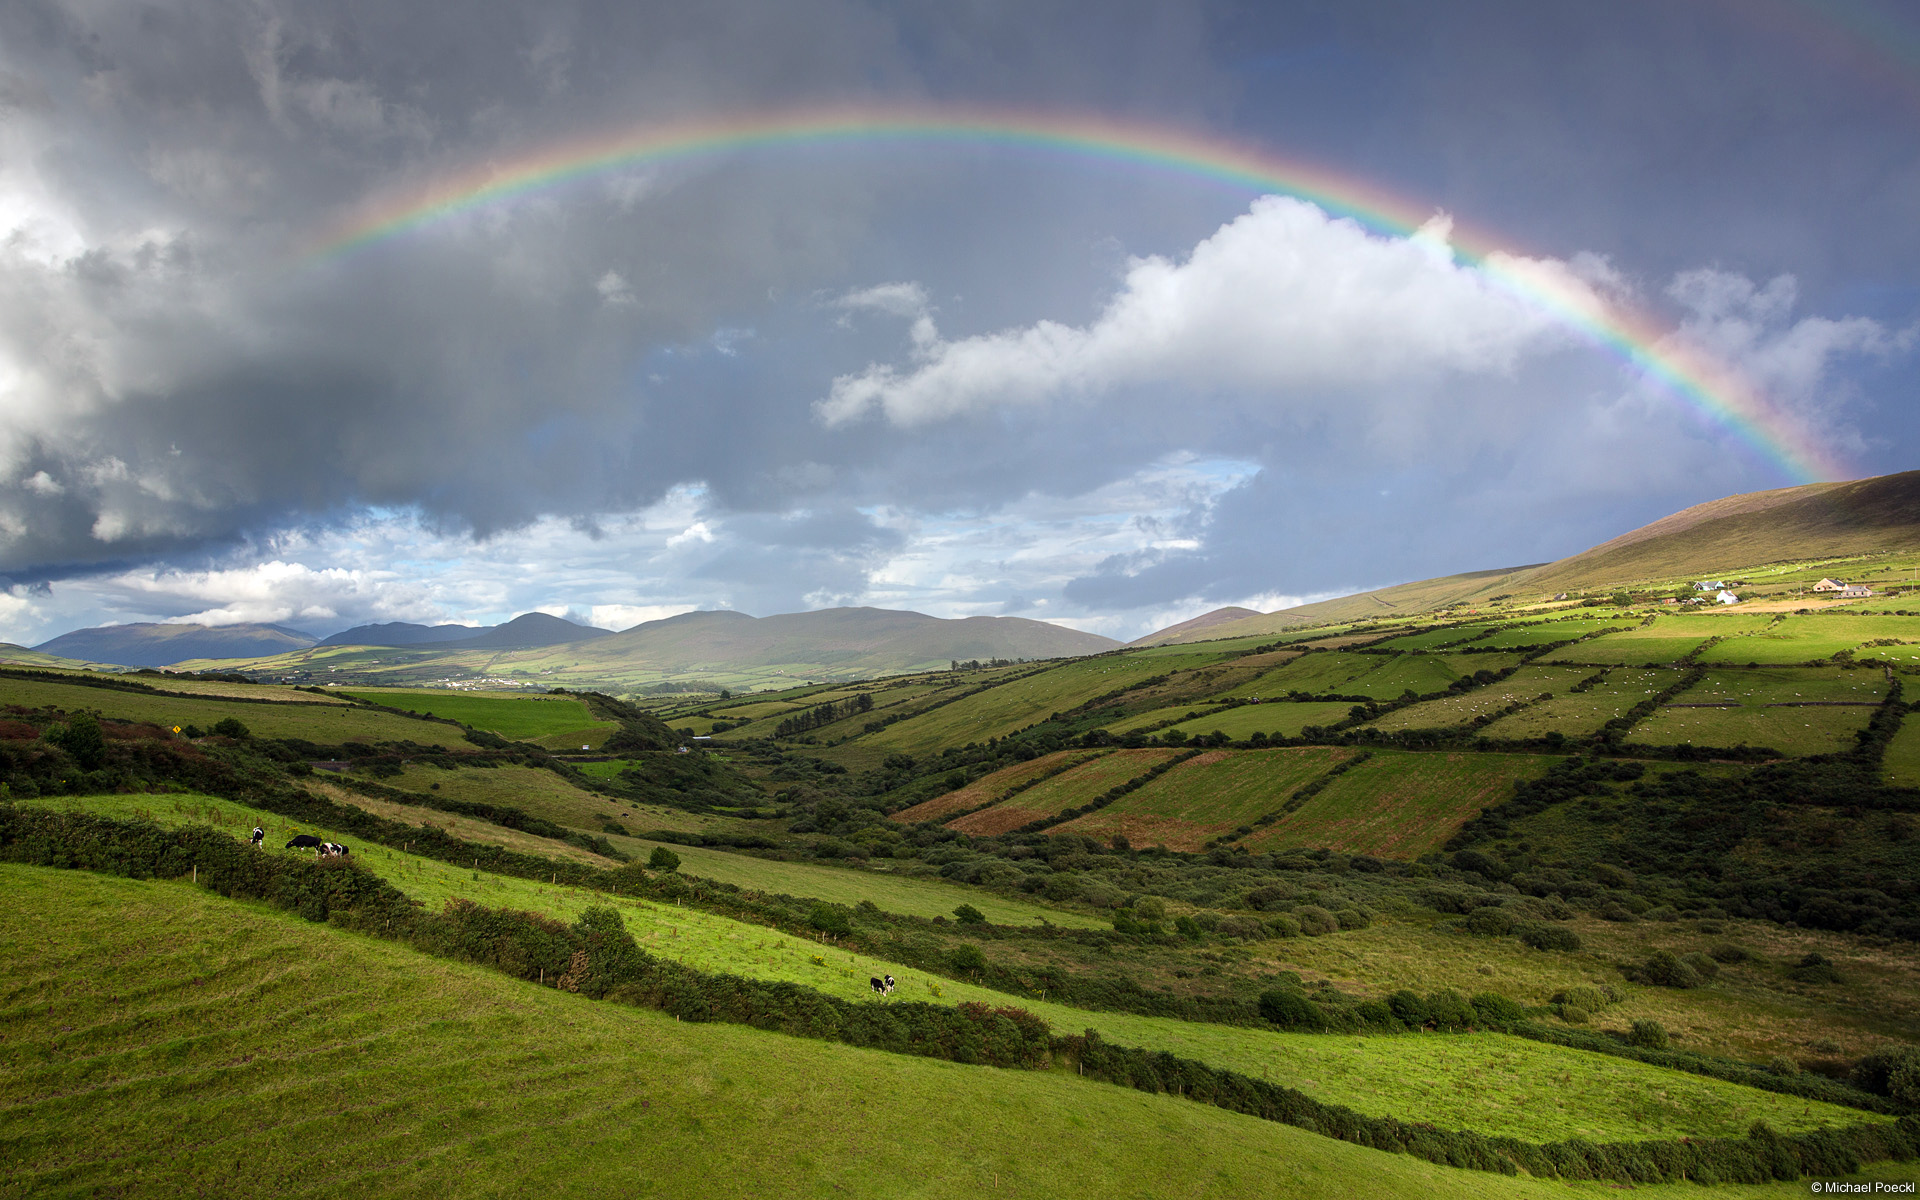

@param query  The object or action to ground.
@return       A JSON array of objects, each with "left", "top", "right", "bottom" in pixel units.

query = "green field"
[
  {"left": 13, "top": 869, "right": 1895, "bottom": 1200},
  {"left": 0, "top": 676, "right": 465, "bottom": 747},
  {"left": 893, "top": 750, "right": 1106, "bottom": 823},
  {"left": 1214, "top": 652, "right": 1391, "bottom": 698},
  {"left": 1631, "top": 668, "right": 1885, "bottom": 755},
  {"left": 342, "top": 689, "right": 619, "bottom": 748},
  {"left": 378, "top": 761, "right": 720, "bottom": 835},
  {"left": 1050, "top": 748, "right": 1357, "bottom": 850},
  {"left": 1546, "top": 615, "right": 1776, "bottom": 666},
  {"left": 1884, "top": 718, "right": 1920, "bottom": 787},
  {"left": 947, "top": 749, "right": 1181, "bottom": 836},
  {"left": 1219, "top": 651, "right": 1523, "bottom": 702},
  {"left": 1372, "top": 625, "right": 1498, "bottom": 651},
  {"left": 1474, "top": 619, "right": 1634, "bottom": 649},
  {"left": 1366, "top": 667, "right": 1592, "bottom": 732},
  {"left": 1158, "top": 701, "right": 1359, "bottom": 740},
  {"left": 860, "top": 654, "right": 1228, "bottom": 753},
  {"left": 1479, "top": 669, "right": 1672, "bottom": 740},
  {"left": 1244, "top": 751, "right": 1550, "bottom": 859},
  {"left": 1697, "top": 613, "right": 1920, "bottom": 665}
]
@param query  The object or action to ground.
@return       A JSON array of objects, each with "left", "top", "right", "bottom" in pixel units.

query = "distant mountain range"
[
  {"left": 32, "top": 622, "right": 320, "bottom": 668},
  {"left": 319, "top": 612, "right": 612, "bottom": 650}
]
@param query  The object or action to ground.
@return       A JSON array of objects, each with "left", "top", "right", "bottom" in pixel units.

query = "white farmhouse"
[{"left": 1715, "top": 590, "right": 1739, "bottom": 605}]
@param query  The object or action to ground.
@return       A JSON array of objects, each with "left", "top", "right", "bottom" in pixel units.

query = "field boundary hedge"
[{"left": 6, "top": 806, "right": 1913, "bottom": 1187}]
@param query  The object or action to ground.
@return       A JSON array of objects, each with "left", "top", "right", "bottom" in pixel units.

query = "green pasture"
[
  {"left": 1884, "top": 718, "right": 1920, "bottom": 787},
  {"left": 1697, "top": 613, "right": 1920, "bottom": 665},
  {"left": 1366, "top": 667, "right": 1592, "bottom": 733},
  {"left": 1360, "top": 653, "right": 1527, "bottom": 698},
  {"left": 1548, "top": 616, "right": 1776, "bottom": 666},
  {"left": 860, "top": 655, "right": 1221, "bottom": 754},
  {"left": 1372, "top": 625, "right": 1497, "bottom": 652},
  {"left": 0, "top": 857, "right": 1879, "bottom": 1156},
  {"left": 0, "top": 676, "right": 464, "bottom": 747},
  {"left": 14, "top": 871, "right": 1899, "bottom": 1200},
  {"left": 1633, "top": 705, "right": 1874, "bottom": 756},
  {"left": 892, "top": 750, "right": 1107, "bottom": 823},
  {"left": 947, "top": 749, "right": 1182, "bottom": 836},
  {"left": 1474, "top": 619, "right": 1634, "bottom": 649},
  {"left": 1677, "top": 667, "right": 1887, "bottom": 706},
  {"left": 1212, "top": 651, "right": 1388, "bottom": 698},
  {"left": 1051, "top": 748, "right": 1357, "bottom": 851},
  {"left": 1244, "top": 751, "right": 1551, "bottom": 859},
  {"left": 377, "top": 762, "right": 721, "bottom": 835},
  {"left": 1159, "top": 701, "right": 1359, "bottom": 740},
  {"left": 1479, "top": 669, "right": 1673, "bottom": 739},
  {"left": 130, "top": 676, "right": 355, "bottom": 703},
  {"left": 341, "top": 689, "right": 618, "bottom": 749}
]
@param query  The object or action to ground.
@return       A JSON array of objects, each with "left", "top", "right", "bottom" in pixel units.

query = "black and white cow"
[
  {"left": 869, "top": 974, "right": 896, "bottom": 996},
  {"left": 249, "top": 827, "right": 264, "bottom": 846},
  {"left": 285, "top": 834, "right": 323, "bottom": 850}
]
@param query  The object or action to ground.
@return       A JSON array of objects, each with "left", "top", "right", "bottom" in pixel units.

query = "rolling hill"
[
  {"left": 1141, "top": 469, "right": 1920, "bottom": 644},
  {"left": 32, "top": 620, "right": 318, "bottom": 666}
]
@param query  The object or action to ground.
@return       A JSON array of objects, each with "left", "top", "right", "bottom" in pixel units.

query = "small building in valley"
[
  {"left": 1840, "top": 584, "right": 1874, "bottom": 599},
  {"left": 1812, "top": 578, "right": 1848, "bottom": 592},
  {"left": 1715, "top": 590, "right": 1740, "bottom": 605}
]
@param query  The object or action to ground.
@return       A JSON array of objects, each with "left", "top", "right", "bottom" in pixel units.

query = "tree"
[
  {"left": 953, "top": 904, "right": 987, "bottom": 925},
  {"left": 950, "top": 943, "right": 987, "bottom": 977},
  {"left": 51, "top": 713, "right": 105, "bottom": 770},
  {"left": 648, "top": 846, "right": 682, "bottom": 873},
  {"left": 211, "top": 716, "right": 251, "bottom": 740}
]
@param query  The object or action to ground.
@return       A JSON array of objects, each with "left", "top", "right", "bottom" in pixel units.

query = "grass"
[
  {"left": 0, "top": 676, "right": 465, "bottom": 747},
  {"left": 891, "top": 750, "right": 1108, "bottom": 823},
  {"left": 1474, "top": 619, "right": 1635, "bottom": 649},
  {"left": 341, "top": 689, "right": 619, "bottom": 749},
  {"left": 1631, "top": 668, "right": 1885, "bottom": 755},
  {"left": 860, "top": 654, "right": 1229, "bottom": 754},
  {"left": 1358, "top": 653, "right": 1527, "bottom": 699},
  {"left": 1372, "top": 626, "right": 1498, "bottom": 652},
  {"left": 1547, "top": 616, "right": 1777, "bottom": 666},
  {"left": 1884, "top": 717, "right": 1920, "bottom": 787},
  {"left": 1479, "top": 669, "right": 1674, "bottom": 740},
  {"left": 374, "top": 762, "right": 724, "bottom": 835},
  {"left": 13, "top": 869, "right": 1899, "bottom": 1200},
  {"left": 1366, "top": 667, "right": 1593, "bottom": 732},
  {"left": 1050, "top": 748, "right": 1358, "bottom": 851},
  {"left": 947, "top": 750, "right": 1181, "bottom": 836},
  {"left": 1157, "top": 702, "right": 1359, "bottom": 740},
  {"left": 1696, "top": 614, "right": 1920, "bottom": 665},
  {"left": 1243, "top": 751, "right": 1551, "bottom": 859}
]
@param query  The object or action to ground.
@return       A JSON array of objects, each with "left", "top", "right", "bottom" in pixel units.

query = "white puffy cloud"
[{"left": 819, "top": 199, "right": 1596, "bottom": 427}]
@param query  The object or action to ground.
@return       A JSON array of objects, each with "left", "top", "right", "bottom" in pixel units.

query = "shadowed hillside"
[{"left": 33, "top": 621, "right": 317, "bottom": 667}]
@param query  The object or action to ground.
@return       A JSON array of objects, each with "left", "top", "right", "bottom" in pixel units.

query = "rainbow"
[{"left": 309, "top": 107, "right": 1848, "bottom": 482}]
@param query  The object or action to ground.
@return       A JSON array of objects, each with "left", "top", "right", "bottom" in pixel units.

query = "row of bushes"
[
  {"left": 9, "top": 805, "right": 1913, "bottom": 1185},
  {"left": 1063, "top": 1029, "right": 1918, "bottom": 1184}
]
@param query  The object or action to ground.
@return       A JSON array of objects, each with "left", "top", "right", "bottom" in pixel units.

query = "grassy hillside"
[
  {"left": 15, "top": 865, "right": 1903, "bottom": 1199},
  {"left": 1048, "top": 747, "right": 1358, "bottom": 850},
  {"left": 343, "top": 688, "right": 619, "bottom": 748},
  {"left": 1242, "top": 751, "right": 1551, "bottom": 858},
  {"left": 0, "top": 674, "right": 464, "bottom": 747}
]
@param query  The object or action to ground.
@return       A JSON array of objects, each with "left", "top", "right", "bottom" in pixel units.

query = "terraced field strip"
[
  {"left": 0, "top": 676, "right": 466, "bottom": 746},
  {"left": 1354, "top": 653, "right": 1528, "bottom": 699},
  {"left": 342, "top": 689, "right": 618, "bottom": 749},
  {"left": 1697, "top": 612, "right": 1920, "bottom": 665},
  {"left": 1243, "top": 751, "right": 1552, "bottom": 859},
  {"left": 861, "top": 654, "right": 1231, "bottom": 754},
  {"left": 1366, "top": 666, "right": 1592, "bottom": 733},
  {"left": 892, "top": 750, "right": 1109, "bottom": 823},
  {"left": 376, "top": 761, "right": 725, "bottom": 835},
  {"left": 2, "top": 857, "right": 1876, "bottom": 1155},
  {"left": 1882, "top": 718, "right": 1920, "bottom": 787},
  {"left": 1225, "top": 651, "right": 1396, "bottom": 697},
  {"left": 1160, "top": 702, "right": 1357, "bottom": 740},
  {"left": 1544, "top": 615, "right": 1776, "bottom": 665},
  {"left": 1049, "top": 747, "right": 1358, "bottom": 851},
  {"left": 119, "top": 677, "right": 357, "bottom": 703},
  {"left": 946, "top": 749, "right": 1181, "bottom": 836},
  {"left": 1631, "top": 666, "right": 1887, "bottom": 755},
  {"left": 1372, "top": 625, "right": 1496, "bottom": 652},
  {"left": 1472, "top": 619, "right": 1633, "bottom": 649},
  {"left": 1478, "top": 668, "right": 1674, "bottom": 739}
]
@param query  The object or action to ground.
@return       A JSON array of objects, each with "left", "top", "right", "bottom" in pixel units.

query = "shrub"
[
  {"left": 1216, "top": 915, "right": 1268, "bottom": 939},
  {"left": 1597, "top": 901, "right": 1636, "bottom": 922},
  {"left": 1558, "top": 1004, "right": 1590, "bottom": 1024},
  {"left": 49, "top": 713, "right": 106, "bottom": 769},
  {"left": 1639, "top": 949, "right": 1704, "bottom": 989},
  {"left": 1519, "top": 923, "right": 1581, "bottom": 952},
  {"left": 1551, "top": 986, "right": 1610, "bottom": 1012},
  {"left": 949, "top": 943, "right": 987, "bottom": 976},
  {"left": 1463, "top": 907, "right": 1517, "bottom": 937},
  {"left": 1132, "top": 896, "right": 1166, "bottom": 921},
  {"left": 211, "top": 716, "right": 251, "bottom": 740},
  {"left": 1679, "top": 951, "right": 1719, "bottom": 980},
  {"left": 1334, "top": 908, "right": 1370, "bottom": 930},
  {"left": 1852, "top": 1046, "right": 1920, "bottom": 1105},
  {"left": 1264, "top": 914, "right": 1301, "bottom": 938},
  {"left": 1469, "top": 992, "right": 1527, "bottom": 1029},
  {"left": 1450, "top": 848, "right": 1508, "bottom": 880},
  {"left": 647, "top": 846, "right": 681, "bottom": 872},
  {"left": 953, "top": 903, "right": 986, "bottom": 925},
  {"left": 1424, "top": 989, "right": 1476, "bottom": 1031},
  {"left": 1294, "top": 905, "right": 1338, "bottom": 936},
  {"left": 1791, "top": 952, "right": 1843, "bottom": 985},
  {"left": 807, "top": 903, "right": 853, "bottom": 938},
  {"left": 1765, "top": 1055, "right": 1801, "bottom": 1077},
  {"left": 1387, "top": 989, "right": 1427, "bottom": 1027},
  {"left": 1629, "top": 1019, "right": 1669, "bottom": 1049},
  {"left": 1707, "top": 942, "right": 1752, "bottom": 964},
  {"left": 1257, "top": 988, "right": 1326, "bottom": 1030}
]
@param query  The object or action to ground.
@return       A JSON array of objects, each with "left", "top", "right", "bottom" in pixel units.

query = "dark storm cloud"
[{"left": 0, "top": 0, "right": 1913, "bottom": 641}]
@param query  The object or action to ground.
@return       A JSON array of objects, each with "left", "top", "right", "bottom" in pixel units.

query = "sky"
[{"left": 1, "top": 0, "right": 1916, "bottom": 644}]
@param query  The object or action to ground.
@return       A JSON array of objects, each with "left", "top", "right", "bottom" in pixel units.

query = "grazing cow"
[
  {"left": 869, "top": 974, "right": 896, "bottom": 996},
  {"left": 322, "top": 842, "right": 350, "bottom": 858},
  {"left": 286, "top": 834, "right": 323, "bottom": 850},
  {"left": 249, "top": 827, "right": 264, "bottom": 846}
]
